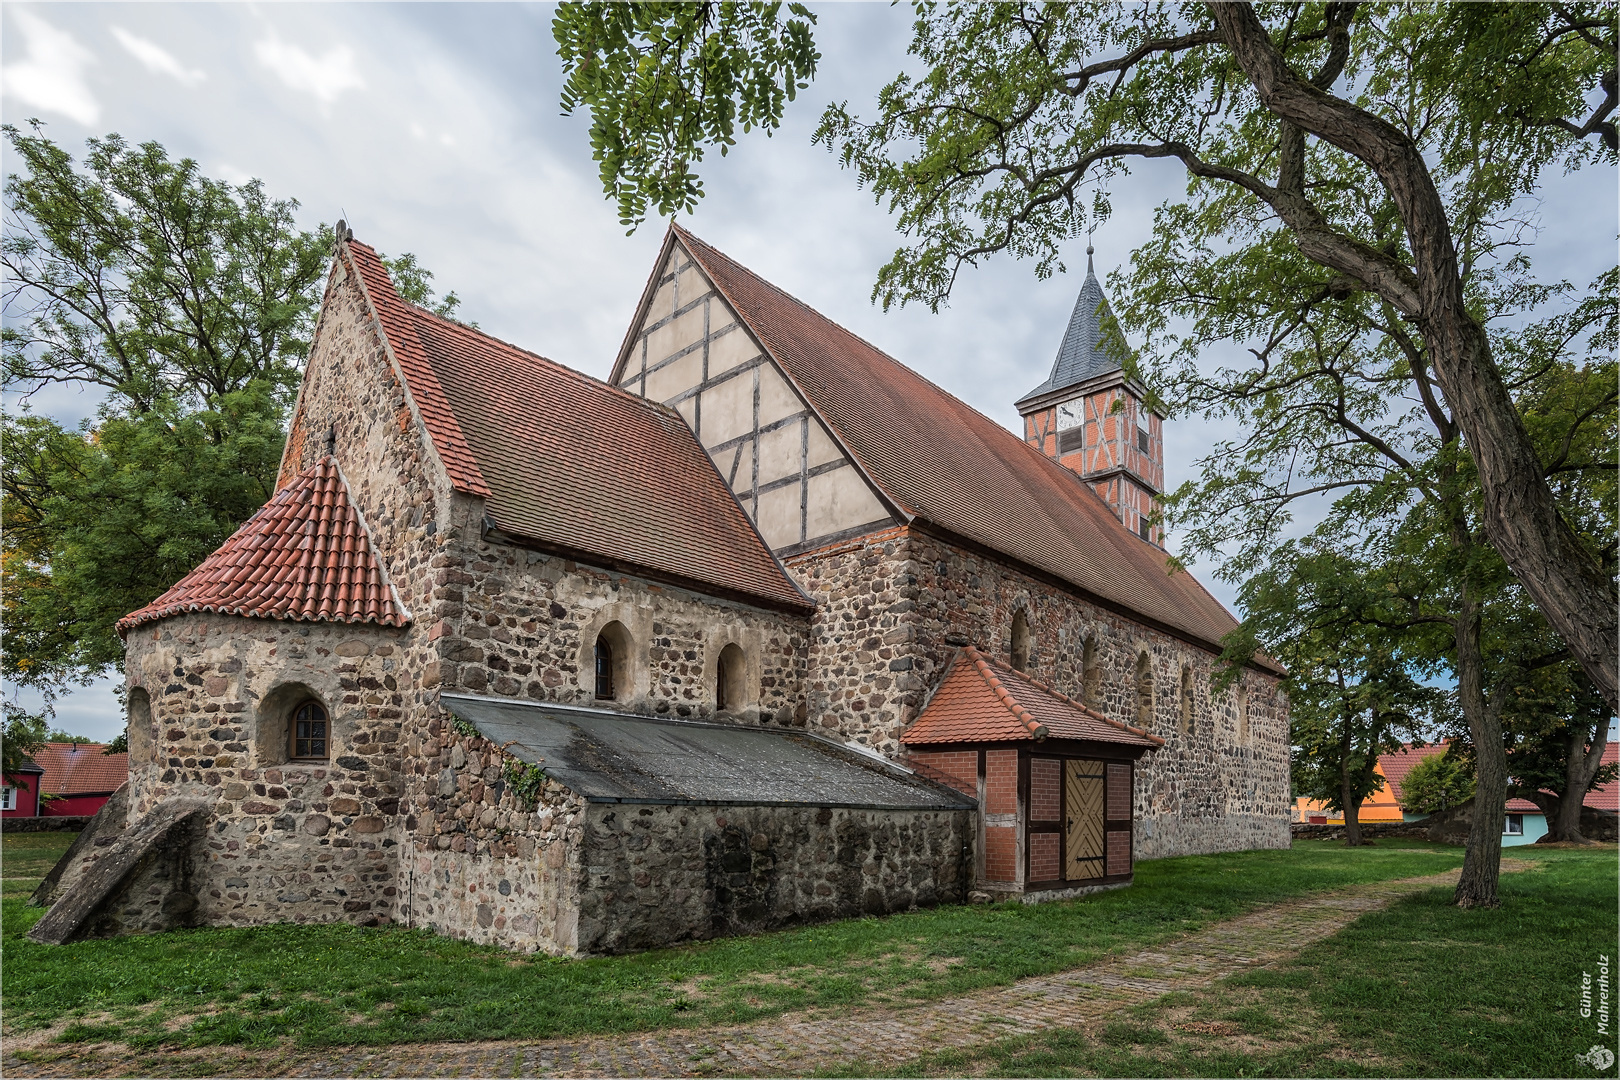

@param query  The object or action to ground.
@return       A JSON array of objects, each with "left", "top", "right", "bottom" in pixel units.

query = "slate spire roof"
[
  {"left": 902, "top": 647, "right": 1163, "bottom": 748},
  {"left": 118, "top": 456, "right": 409, "bottom": 635},
  {"left": 1016, "top": 245, "right": 1129, "bottom": 406}
]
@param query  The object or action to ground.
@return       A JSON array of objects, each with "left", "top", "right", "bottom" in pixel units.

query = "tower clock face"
[{"left": 1056, "top": 401, "right": 1081, "bottom": 431}]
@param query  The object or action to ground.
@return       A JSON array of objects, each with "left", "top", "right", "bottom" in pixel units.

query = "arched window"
[
  {"left": 290, "top": 701, "right": 329, "bottom": 761},
  {"left": 126, "top": 687, "right": 153, "bottom": 763},
  {"left": 1010, "top": 609, "right": 1030, "bottom": 671},
  {"left": 1082, "top": 636, "right": 1102, "bottom": 706},
  {"left": 594, "top": 636, "right": 615, "bottom": 700},
  {"left": 1179, "top": 666, "right": 1195, "bottom": 734},
  {"left": 1135, "top": 652, "right": 1155, "bottom": 728},
  {"left": 1237, "top": 683, "right": 1250, "bottom": 742},
  {"left": 716, "top": 642, "right": 745, "bottom": 711},
  {"left": 592, "top": 620, "right": 633, "bottom": 702}
]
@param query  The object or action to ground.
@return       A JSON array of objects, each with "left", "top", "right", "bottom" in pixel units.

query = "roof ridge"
[
  {"left": 674, "top": 224, "right": 988, "bottom": 435},
  {"left": 976, "top": 646, "right": 1166, "bottom": 747},
  {"left": 961, "top": 646, "right": 1048, "bottom": 740},
  {"left": 342, "top": 239, "right": 492, "bottom": 498}
]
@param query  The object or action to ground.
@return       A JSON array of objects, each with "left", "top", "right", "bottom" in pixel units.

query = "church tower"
[{"left": 1016, "top": 246, "right": 1164, "bottom": 547}]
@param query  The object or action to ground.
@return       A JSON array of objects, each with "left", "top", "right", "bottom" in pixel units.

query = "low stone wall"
[
  {"left": 2, "top": 816, "right": 93, "bottom": 833},
  {"left": 1290, "top": 820, "right": 1434, "bottom": 842},
  {"left": 577, "top": 802, "right": 976, "bottom": 954}
]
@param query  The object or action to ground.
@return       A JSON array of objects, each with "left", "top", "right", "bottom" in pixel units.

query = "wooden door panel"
[{"left": 1064, "top": 760, "right": 1105, "bottom": 881}]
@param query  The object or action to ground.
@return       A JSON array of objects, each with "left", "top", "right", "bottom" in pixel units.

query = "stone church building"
[{"left": 30, "top": 225, "right": 1288, "bottom": 955}]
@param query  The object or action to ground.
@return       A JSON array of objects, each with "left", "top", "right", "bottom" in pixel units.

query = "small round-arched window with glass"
[{"left": 291, "top": 701, "right": 330, "bottom": 761}]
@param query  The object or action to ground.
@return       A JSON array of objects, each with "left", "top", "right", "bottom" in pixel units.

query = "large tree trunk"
[
  {"left": 1339, "top": 734, "right": 1365, "bottom": 847},
  {"left": 1549, "top": 719, "right": 1611, "bottom": 843},
  {"left": 1453, "top": 591, "right": 1505, "bottom": 908},
  {"left": 1210, "top": 3, "right": 1620, "bottom": 715}
]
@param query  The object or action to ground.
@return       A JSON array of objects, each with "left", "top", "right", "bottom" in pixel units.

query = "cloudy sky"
[{"left": 3, "top": 3, "right": 1614, "bottom": 740}]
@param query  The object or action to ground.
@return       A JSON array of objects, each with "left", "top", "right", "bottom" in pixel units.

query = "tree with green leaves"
[
  {"left": 2, "top": 127, "right": 459, "bottom": 724},
  {"left": 1400, "top": 750, "right": 1475, "bottom": 817},
  {"left": 1227, "top": 546, "right": 1438, "bottom": 846},
  {"left": 553, "top": 1, "right": 1619, "bottom": 721}
]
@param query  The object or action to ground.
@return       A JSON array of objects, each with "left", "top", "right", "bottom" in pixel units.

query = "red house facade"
[
  {"left": 18, "top": 743, "right": 128, "bottom": 817},
  {"left": 2, "top": 761, "right": 45, "bottom": 817}
]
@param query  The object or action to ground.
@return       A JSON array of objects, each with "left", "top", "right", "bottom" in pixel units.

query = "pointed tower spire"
[{"left": 1013, "top": 241, "right": 1167, "bottom": 549}]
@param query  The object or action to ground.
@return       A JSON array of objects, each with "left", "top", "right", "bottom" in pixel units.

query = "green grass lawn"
[
  {"left": 2, "top": 831, "right": 76, "bottom": 900},
  {"left": 1, "top": 839, "right": 1471, "bottom": 1053},
  {"left": 821, "top": 844, "right": 1619, "bottom": 1078}
]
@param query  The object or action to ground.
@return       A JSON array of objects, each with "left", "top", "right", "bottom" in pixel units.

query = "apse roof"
[{"left": 117, "top": 456, "right": 409, "bottom": 635}]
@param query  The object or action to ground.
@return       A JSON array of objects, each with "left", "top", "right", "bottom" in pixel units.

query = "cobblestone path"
[{"left": 6, "top": 866, "right": 1488, "bottom": 1078}]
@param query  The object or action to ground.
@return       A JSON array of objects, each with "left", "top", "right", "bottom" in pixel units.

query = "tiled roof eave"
[{"left": 119, "top": 601, "right": 409, "bottom": 635}]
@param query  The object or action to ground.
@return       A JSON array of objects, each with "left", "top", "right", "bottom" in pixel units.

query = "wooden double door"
[{"left": 1031, "top": 756, "right": 1133, "bottom": 883}]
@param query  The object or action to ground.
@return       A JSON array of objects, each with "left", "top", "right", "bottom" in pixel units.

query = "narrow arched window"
[
  {"left": 291, "top": 701, "right": 329, "bottom": 761},
  {"left": 1135, "top": 652, "right": 1155, "bottom": 728},
  {"left": 1010, "top": 610, "right": 1030, "bottom": 671},
  {"left": 127, "top": 687, "right": 153, "bottom": 763},
  {"left": 1237, "top": 684, "right": 1250, "bottom": 742},
  {"left": 716, "top": 642, "right": 745, "bottom": 711},
  {"left": 595, "top": 636, "right": 615, "bottom": 700},
  {"left": 1180, "top": 666, "right": 1195, "bottom": 734},
  {"left": 1082, "top": 636, "right": 1102, "bottom": 706}
]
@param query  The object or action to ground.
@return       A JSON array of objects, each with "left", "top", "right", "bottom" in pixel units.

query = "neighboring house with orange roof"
[
  {"left": 72, "top": 223, "right": 1287, "bottom": 953},
  {"left": 1297, "top": 741, "right": 1619, "bottom": 846},
  {"left": 29, "top": 743, "right": 129, "bottom": 817}
]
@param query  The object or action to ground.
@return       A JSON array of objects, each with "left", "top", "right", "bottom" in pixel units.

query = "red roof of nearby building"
[
  {"left": 1380, "top": 739, "right": 1619, "bottom": 815},
  {"left": 903, "top": 647, "right": 1162, "bottom": 748},
  {"left": 343, "top": 240, "right": 811, "bottom": 615},
  {"left": 668, "top": 226, "right": 1270, "bottom": 669},
  {"left": 30, "top": 743, "right": 127, "bottom": 796},
  {"left": 1584, "top": 742, "right": 1618, "bottom": 812},
  {"left": 118, "top": 456, "right": 409, "bottom": 635}
]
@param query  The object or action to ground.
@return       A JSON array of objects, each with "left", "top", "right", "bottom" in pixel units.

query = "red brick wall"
[
  {"left": 1106, "top": 762, "right": 1131, "bottom": 821},
  {"left": 1107, "top": 830, "right": 1131, "bottom": 876},
  {"left": 985, "top": 749, "right": 1018, "bottom": 815},
  {"left": 907, "top": 751, "right": 977, "bottom": 797},
  {"left": 985, "top": 824, "right": 1018, "bottom": 882},
  {"left": 1029, "top": 831, "right": 1060, "bottom": 882},
  {"left": 1030, "top": 757, "right": 1061, "bottom": 821}
]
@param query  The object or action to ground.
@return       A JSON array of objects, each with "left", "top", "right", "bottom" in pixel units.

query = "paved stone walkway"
[{"left": 6, "top": 866, "right": 1493, "bottom": 1078}]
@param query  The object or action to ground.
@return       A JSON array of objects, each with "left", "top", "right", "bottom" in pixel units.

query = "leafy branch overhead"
[
  {"left": 555, "top": 2, "right": 820, "bottom": 229},
  {"left": 551, "top": 2, "right": 1619, "bottom": 729}
]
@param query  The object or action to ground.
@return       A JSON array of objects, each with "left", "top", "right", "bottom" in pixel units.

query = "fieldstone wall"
[
  {"left": 123, "top": 612, "right": 413, "bottom": 927},
  {"left": 787, "top": 524, "right": 1291, "bottom": 860},
  {"left": 426, "top": 539, "right": 809, "bottom": 727},
  {"left": 576, "top": 802, "right": 974, "bottom": 954}
]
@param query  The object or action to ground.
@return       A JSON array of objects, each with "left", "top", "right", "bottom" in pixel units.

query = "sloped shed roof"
[{"left": 444, "top": 694, "right": 972, "bottom": 809}]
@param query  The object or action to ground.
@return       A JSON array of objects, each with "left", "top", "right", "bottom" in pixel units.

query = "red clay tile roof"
[
  {"left": 1379, "top": 739, "right": 1620, "bottom": 814},
  {"left": 345, "top": 241, "right": 492, "bottom": 498},
  {"left": 1584, "top": 742, "right": 1618, "bottom": 812},
  {"left": 670, "top": 226, "right": 1267, "bottom": 668},
  {"left": 344, "top": 241, "right": 809, "bottom": 614},
  {"left": 117, "top": 456, "right": 409, "bottom": 635},
  {"left": 903, "top": 647, "right": 1162, "bottom": 748},
  {"left": 31, "top": 743, "right": 128, "bottom": 796}
]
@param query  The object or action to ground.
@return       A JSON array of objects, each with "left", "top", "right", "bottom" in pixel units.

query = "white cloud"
[
  {"left": 2, "top": 9, "right": 99, "bottom": 125},
  {"left": 253, "top": 34, "right": 363, "bottom": 104},
  {"left": 110, "top": 26, "right": 206, "bottom": 88}
]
